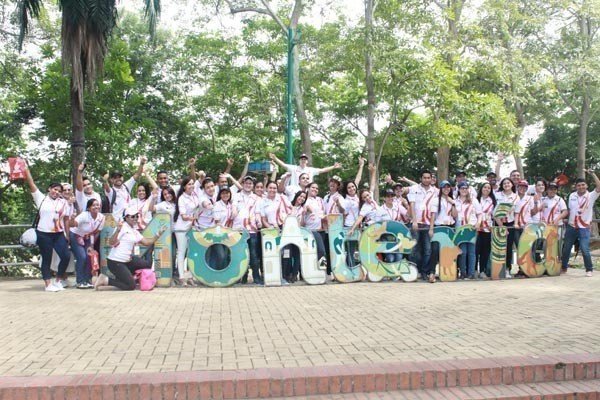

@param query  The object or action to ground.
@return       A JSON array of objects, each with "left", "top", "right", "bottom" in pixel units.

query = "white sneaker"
[
  {"left": 586, "top": 271, "right": 593, "bottom": 277},
  {"left": 53, "top": 280, "right": 66, "bottom": 290},
  {"left": 479, "top": 272, "right": 488, "bottom": 279},
  {"left": 45, "top": 284, "right": 61, "bottom": 292},
  {"left": 94, "top": 274, "right": 109, "bottom": 290},
  {"left": 281, "top": 279, "right": 290, "bottom": 285},
  {"left": 505, "top": 271, "right": 512, "bottom": 279},
  {"left": 60, "top": 279, "right": 74, "bottom": 288}
]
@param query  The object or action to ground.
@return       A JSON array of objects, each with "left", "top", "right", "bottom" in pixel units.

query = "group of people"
[{"left": 23, "top": 153, "right": 600, "bottom": 292}]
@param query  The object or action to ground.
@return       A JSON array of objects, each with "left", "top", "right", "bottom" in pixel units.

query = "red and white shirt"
[
  {"left": 32, "top": 190, "right": 72, "bottom": 233},
  {"left": 213, "top": 200, "right": 235, "bottom": 228},
  {"left": 304, "top": 196, "right": 326, "bottom": 230},
  {"left": 455, "top": 198, "right": 482, "bottom": 227},
  {"left": 494, "top": 191, "right": 518, "bottom": 224},
  {"left": 478, "top": 196, "right": 495, "bottom": 232},
  {"left": 324, "top": 191, "right": 344, "bottom": 215},
  {"left": 567, "top": 190, "right": 600, "bottom": 228},
  {"left": 343, "top": 195, "right": 359, "bottom": 227},
  {"left": 432, "top": 197, "right": 455, "bottom": 226},
  {"left": 542, "top": 195, "right": 567, "bottom": 226},
  {"left": 232, "top": 191, "right": 261, "bottom": 233},
  {"left": 358, "top": 196, "right": 383, "bottom": 226},
  {"left": 261, "top": 194, "right": 292, "bottom": 227},
  {"left": 514, "top": 194, "right": 533, "bottom": 227},
  {"left": 408, "top": 184, "right": 438, "bottom": 225}
]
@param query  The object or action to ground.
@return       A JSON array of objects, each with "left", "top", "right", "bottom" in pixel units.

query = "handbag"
[{"left": 19, "top": 196, "right": 46, "bottom": 248}]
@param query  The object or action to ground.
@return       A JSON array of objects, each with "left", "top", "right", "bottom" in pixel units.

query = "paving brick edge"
[{"left": 1, "top": 353, "right": 599, "bottom": 399}]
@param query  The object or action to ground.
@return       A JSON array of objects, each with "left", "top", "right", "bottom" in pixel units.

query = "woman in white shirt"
[
  {"left": 494, "top": 177, "right": 518, "bottom": 278},
  {"left": 69, "top": 199, "right": 106, "bottom": 288},
  {"left": 173, "top": 178, "right": 199, "bottom": 286},
  {"left": 428, "top": 180, "right": 457, "bottom": 281},
  {"left": 261, "top": 181, "right": 292, "bottom": 228},
  {"left": 304, "top": 182, "right": 328, "bottom": 269},
  {"left": 476, "top": 183, "right": 496, "bottom": 278},
  {"left": 213, "top": 186, "right": 237, "bottom": 228},
  {"left": 94, "top": 207, "right": 165, "bottom": 291},
  {"left": 455, "top": 182, "right": 482, "bottom": 279},
  {"left": 23, "top": 166, "right": 72, "bottom": 292}
]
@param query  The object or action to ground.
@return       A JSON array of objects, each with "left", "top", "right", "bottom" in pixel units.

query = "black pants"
[
  {"left": 281, "top": 245, "right": 300, "bottom": 280},
  {"left": 476, "top": 231, "right": 491, "bottom": 275},
  {"left": 505, "top": 222, "right": 516, "bottom": 271},
  {"left": 107, "top": 256, "right": 152, "bottom": 290}
]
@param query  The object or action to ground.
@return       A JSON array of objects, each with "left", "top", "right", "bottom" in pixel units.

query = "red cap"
[{"left": 517, "top": 180, "right": 529, "bottom": 187}]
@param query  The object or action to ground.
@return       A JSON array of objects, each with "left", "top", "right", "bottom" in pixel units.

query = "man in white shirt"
[
  {"left": 561, "top": 170, "right": 600, "bottom": 276},
  {"left": 452, "top": 170, "right": 478, "bottom": 199},
  {"left": 408, "top": 169, "right": 438, "bottom": 282},
  {"left": 102, "top": 158, "right": 146, "bottom": 220},
  {"left": 75, "top": 163, "right": 102, "bottom": 213},
  {"left": 269, "top": 152, "right": 341, "bottom": 187}
]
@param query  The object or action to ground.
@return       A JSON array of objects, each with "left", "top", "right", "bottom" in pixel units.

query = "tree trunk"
[
  {"left": 292, "top": 44, "right": 312, "bottom": 163},
  {"left": 70, "top": 79, "right": 85, "bottom": 182},
  {"left": 577, "top": 95, "right": 590, "bottom": 179},
  {"left": 364, "top": 0, "right": 377, "bottom": 197},
  {"left": 437, "top": 146, "right": 450, "bottom": 181}
]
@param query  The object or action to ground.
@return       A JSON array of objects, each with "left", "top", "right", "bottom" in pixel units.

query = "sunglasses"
[{"left": 126, "top": 214, "right": 139, "bottom": 219}]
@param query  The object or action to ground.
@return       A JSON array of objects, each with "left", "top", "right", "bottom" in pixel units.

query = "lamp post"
[{"left": 286, "top": 27, "right": 300, "bottom": 164}]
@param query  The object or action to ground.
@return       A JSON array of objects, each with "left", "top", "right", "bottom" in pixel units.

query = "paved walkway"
[{"left": 1, "top": 269, "right": 599, "bottom": 377}]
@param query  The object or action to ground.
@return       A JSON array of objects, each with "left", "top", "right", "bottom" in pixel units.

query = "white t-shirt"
[
  {"left": 173, "top": 192, "right": 199, "bottom": 231},
  {"left": 75, "top": 189, "right": 101, "bottom": 214},
  {"left": 567, "top": 190, "right": 600, "bottom": 228},
  {"left": 155, "top": 201, "right": 176, "bottom": 225},
  {"left": 324, "top": 191, "right": 344, "bottom": 215},
  {"left": 129, "top": 198, "right": 152, "bottom": 230},
  {"left": 107, "top": 223, "right": 144, "bottom": 263},
  {"left": 70, "top": 211, "right": 105, "bottom": 238},
  {"left": 455, "top": 198, "right": 482, "bottom": 227},
  {"left": 195, "top": 195, "right": 216, "bottom": 229},
  {"left": 32, "top": 190, "right": 72, "bottom": 233},
  {"left": 432, "top": 197, "right": 455, "bottom": 226},
  {"left": 358, "top": 197, "right": 382, "bottom": 226},
  {"left": 343, "top": 195, "right": 359, "bottom": 227},
  {"left": 408, "top": 184, "right": 438, "bottom": 225},
  {"left": 284, "top": 164, "right": 320, "bottom": 187},
  {"left": 105, "top": 177, "right": 136, "bottom": 220},
  {"left": 541, "top": 196, "right": 567, "bottom": 226},
  {"left": 304, "top": 196, "right": 326, "bottom": 230},
  {"left": 260, "top": 194, "right": 292, "bottom": 227},
  {"left": 213, "top": 200, "right": 235, "bottom": 227}
]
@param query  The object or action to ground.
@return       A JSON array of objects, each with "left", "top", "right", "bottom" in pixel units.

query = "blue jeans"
[
  {"left": 459, "top": 242, "right": 476, "bottom": 278},
  {"left": 562, "top": 225, "right": 593, "bottom": 272},
  {"left": 69, "top": 232, "right": 91, "bottom": 284},
  {"left": 411, "top": 225, "right": 432, "bottom": 276},
  {"left": 36, "top": 231, "right": 70, "bottom": 281},
  {"left": 247, "top": 233, "right": 262, "bottom": 281}
]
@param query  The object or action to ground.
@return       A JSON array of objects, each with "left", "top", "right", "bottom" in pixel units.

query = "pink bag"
[
  {"left": 134, "top": 269, "right": 157, "bottom": 291},
  {"left": 8, "top": 157, "right": 27, "bottom": 181}
]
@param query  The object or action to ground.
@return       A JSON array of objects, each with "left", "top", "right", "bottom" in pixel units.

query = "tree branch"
[
  {"left": 259, "top": 0, "right": 288, "bottom": 34},
  {"left": 289, "top": 0, "right": 303, "bottom": 28},
  {"left": 340, "top": 115, "right": 367, "bottom": 137}
]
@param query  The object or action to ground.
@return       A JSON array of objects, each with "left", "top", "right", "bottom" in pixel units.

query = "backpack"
[
  {"left": 101, "top": 189, "right": 117, "bottom": 214},
  {"left": 134, "top": 269, "right": 157, "bottom": 291}
]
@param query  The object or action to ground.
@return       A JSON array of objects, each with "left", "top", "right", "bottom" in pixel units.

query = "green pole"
[{"left": 286, "top": 27, "right": 294, "bottom": 164}]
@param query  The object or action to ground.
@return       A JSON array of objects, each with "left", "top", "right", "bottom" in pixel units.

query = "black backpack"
[{"left": 101, "top": 189, "right": 117, "bottom": 214}]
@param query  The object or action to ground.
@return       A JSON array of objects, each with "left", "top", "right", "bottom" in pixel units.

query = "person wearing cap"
[
  {"left": 407, "top": 169, "right": 438, "bottom": 280},
  {"left": 23, "top": 164, "right": 72, "bottom": 292},
  {"left": 486, "top": 172, "right": 498, "bottom": 192},
  {"left": 561, "top": 169, "right": 600, "bottom": 277},
  {"left": 494, "top": 177, "right": 518, "bottom": 278},
  {"left": 324, "top": 175, "right": 346, "bottom": 216},
  {"left": 476, "top": 182, "right": 497, "bottom": 278},
  {"left": 232, "top": 175, "right": 264, "bottom": 285},
  {"left": 427, "top": 180, "right": 458, "bottom": 282},
  {"left": 269, "top": 152, "right": 341, "bottom": 188},
  {"left": 455, "top": 181, "right": 482, "bottom": 280},
  {"left": 75, "top": 163, "right": 102, "bottom": 214},
  {"left": 452, "top": 170, "right": 477, "bottom": 199},
  {"left": 509, "top": 169, "right": 536, "bottom": 196},
  {"left": 94, "top": 206, "right": 166, "bottom": 291},
  {"left": 173, "top": 177, "right": 200, "bottom": 286},
  {"left": 541, "top": 182, "right": 567, "bottom": 227},
  {"left": 102, "top": 157, "right": 146, "bottom": 220}
]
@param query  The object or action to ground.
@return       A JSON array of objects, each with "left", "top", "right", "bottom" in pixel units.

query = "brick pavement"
[{"left": 1, "top": 269, "right": 599, "bottom": 378}]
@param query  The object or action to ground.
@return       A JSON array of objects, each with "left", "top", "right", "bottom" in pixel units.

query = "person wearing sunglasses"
[{"left": 94, "top": 206, "right": 166, "bottom": 290}]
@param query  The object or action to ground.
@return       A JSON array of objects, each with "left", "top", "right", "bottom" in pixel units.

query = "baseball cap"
[
  {"left": 457, "top": 181, "right": 469, "bottom": 189},
  {"left": 517, "top": 180, "right": 529, "bottom": 187},
  {"left": 299, "top": 153, "right": 308, "bottom": 160},
  {"left": 439, "top": 180, "right": 452, "bottom": 188}
]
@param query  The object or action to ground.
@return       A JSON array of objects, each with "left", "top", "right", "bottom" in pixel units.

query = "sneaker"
[
  {"left": 466, "top": 275, "right": 475, "bottom": 280},
  {"left": 479, "top": 272, "right": 488, "bottom": 279},
  {"left": 586, "top": 271, "right": 593, "bottom": 277},
  {"left": 318, "top": 257, "right": 327, "bottom": 270},
  {"left": 505, "top": 271, "right": 512, "bottom": 279},
  {"left": 94, "top": 274, "right": 109, "bottom": 290},
  {"left": 253, "top": 277, "right": 264, "bottom": 285},
  {"left": 53, "top": 280, "right": 65, "bottom": 291},
  {"left": 60, "top": 279, "right": 74, "bottom": 288},
  {"left": 45, "top": 284, "right": 61, "bottom": 292},
  {"left": 76, "top": 283, "right": 87, "bottom": 289},
  {"left": 281, "top": 279, "right": 290, "bottom": 286},
  {"left": 85, "top": 282, "right": 94, "bottom": 289},
  {"left": 428, "top": 274, "right": 436, "bottom": 283}
]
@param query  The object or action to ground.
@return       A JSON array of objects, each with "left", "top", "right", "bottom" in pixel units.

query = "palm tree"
[{"left": 17, "top": 0, "right": 160, "bottom": 176}]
